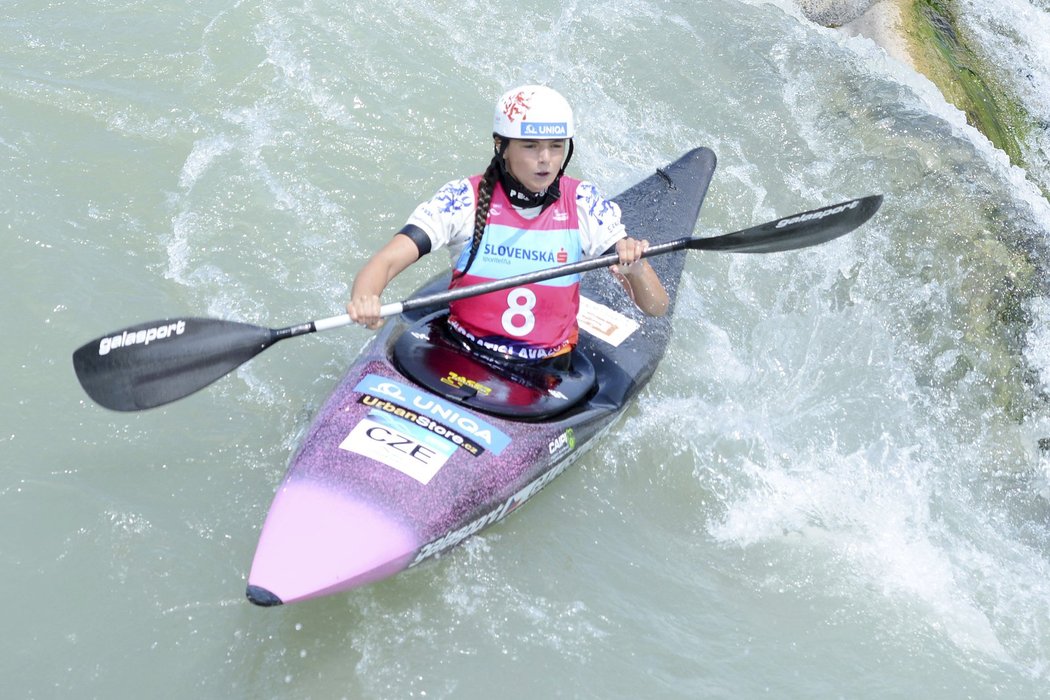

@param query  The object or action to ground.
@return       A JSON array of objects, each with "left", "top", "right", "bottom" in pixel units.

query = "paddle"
[{"left": 73, "top": 194, "right": 881, "bottom": 411}]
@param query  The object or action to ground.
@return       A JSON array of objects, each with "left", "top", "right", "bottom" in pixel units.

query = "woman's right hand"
[
  {"left": 347, "top": 294, "right": 384, "bottom": 330},
  {"left": 346, "top": 232, "right": 423, "bottom": 331}
]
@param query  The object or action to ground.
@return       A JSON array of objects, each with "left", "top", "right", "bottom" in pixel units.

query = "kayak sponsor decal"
[
  {"left": 577, "top": 296, "right": 639, "bottom": 347},
  {"left": 339, "top": 411, "right": 455, "bottom": 485},
  {"left": 98, "top": 320, "right": 186, "bottom": 355},
  {"left": 410, "top": 454, "right": 576, "bottom": 566},
  {"left": 357, "top": 395, "right": 484, "bottom": 457},
  {"left": 440, "top": 371, "right": 492, "bottom": 397},
  {"left": 775, "top": 199, "right": 859, "bottom": 229},
  {"left": 354, "top": 375, "right": 511, "bottom": 455},
  {"left": 548, "top": 428, "right": 575, "bottom": 459}
]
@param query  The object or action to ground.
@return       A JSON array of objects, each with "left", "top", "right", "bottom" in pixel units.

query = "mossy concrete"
[
  {"left": 899, "top": 1, "right": 1048, "bottom": 420},
  {"left": 901, "top": 0, "right": 1031, "bottom": 170}
]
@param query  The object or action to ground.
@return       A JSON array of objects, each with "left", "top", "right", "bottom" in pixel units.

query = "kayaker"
[{"left": 346, "top": 84, "right": 669, "bottom": 367}]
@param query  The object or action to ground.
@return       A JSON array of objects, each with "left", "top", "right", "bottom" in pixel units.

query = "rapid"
[{"left": 3, "top": 0, "right": 1050, "bottom": 697}]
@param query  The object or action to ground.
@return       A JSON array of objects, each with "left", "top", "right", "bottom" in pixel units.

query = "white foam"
[
  {"left": 178, "top": 135, "right": 234, "bottom": 190},
  {"left": 709, "top": 440, "right": 1019, "bottom": 661}
]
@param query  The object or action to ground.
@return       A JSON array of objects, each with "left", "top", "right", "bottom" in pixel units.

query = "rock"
[
  {"left": 840, "top": 0, "right": 917, "bottom": 70},
  {"left": 795, "top": 0, "right": 879, "bottom": 27}
]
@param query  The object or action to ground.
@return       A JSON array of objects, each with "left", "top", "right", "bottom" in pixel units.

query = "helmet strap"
[{"left": 493, "top": 138, "right": 574, "bottom": 210}]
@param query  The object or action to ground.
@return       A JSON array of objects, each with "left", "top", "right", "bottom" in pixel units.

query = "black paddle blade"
[
  {"left": 693, "top": 195, "right": 883, "bottom": 253},
  {"left": 73, "top": 318, "right": 276, "bottom": 411}
]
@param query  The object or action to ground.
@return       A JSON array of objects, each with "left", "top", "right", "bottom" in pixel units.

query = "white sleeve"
[
  {"left": 576, "top": 180, "right": 627, "bottom": 256},
  {"left": 403, "top": 178, "right": 477, "bottom": 258}
]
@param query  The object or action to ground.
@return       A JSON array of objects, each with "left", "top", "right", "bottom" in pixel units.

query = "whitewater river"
[{"left": 4, "top": 0, "right": 1050, "bottom": 697}]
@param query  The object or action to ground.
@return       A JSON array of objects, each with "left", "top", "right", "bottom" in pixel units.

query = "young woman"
[{"left": 347, "top": 85, "right": 668, "bottom": 366}]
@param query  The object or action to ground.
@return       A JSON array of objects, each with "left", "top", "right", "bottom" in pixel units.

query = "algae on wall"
[
  {"left": 899, "top": 1, "right": 1049, "bottom": 422},
  {"left": 902, "top": 0, "right": 1031, "bottom": 169}
]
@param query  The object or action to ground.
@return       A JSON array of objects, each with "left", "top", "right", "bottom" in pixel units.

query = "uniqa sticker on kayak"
[{"left": 352, "top": 374, "right": 511, "bottom": 455}]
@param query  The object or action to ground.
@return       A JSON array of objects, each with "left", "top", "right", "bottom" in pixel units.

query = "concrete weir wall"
[
  {"left": 795, "top": 0, "right": 1049, "bottom": 425},
  {"left": 798, "top": 0, "right": 1034, "bottom": 183}
]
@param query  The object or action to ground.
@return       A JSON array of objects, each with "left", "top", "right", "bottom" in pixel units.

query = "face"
[{"left": 499, "top": 138, "right": 567, "bottom": 193}]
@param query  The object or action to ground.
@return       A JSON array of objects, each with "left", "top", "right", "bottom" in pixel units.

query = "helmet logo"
[
  {"left": 502, "top": 90, "right": 532, "bottom": 124},
  {"left": 521, "top": 122, "right": 568, "bottom": 138},
  {"left": 494, "top": 85, "right": 574, "bottom": 139}
]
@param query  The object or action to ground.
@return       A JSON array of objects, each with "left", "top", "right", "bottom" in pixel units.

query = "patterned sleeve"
[
  {"left": 402, "top": 178, "right": 477, "bottom": 258},
  {"left": 576, "top": 180, "right": 627, "bottom": 256}
]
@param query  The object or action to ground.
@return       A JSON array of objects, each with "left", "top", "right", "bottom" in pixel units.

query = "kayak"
[
  {"left": 244, "top": 147, "right": 717, "bottom": 606},
  {"left": 71, "top": 147, "right": 879, "bottom": 606}
]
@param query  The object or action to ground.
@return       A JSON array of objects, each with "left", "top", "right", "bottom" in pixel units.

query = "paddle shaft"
[
  {"left": 302, "top": 235, "right": 695, "bottom": 334},
  {"left": 73, "top": 194, "right": 881, "bottom": 411},
  {"left": 313, "top": 194, "right": 882, "bottom": 328}
]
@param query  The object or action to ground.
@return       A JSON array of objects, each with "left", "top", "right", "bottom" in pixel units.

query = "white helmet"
[{"left": 493, "top": 85, "right": 575, "bottom": 140}]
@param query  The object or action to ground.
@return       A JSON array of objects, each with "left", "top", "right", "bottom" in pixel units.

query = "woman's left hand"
[{"left": 611, "top": 236, "right": 650, "bottom": 276}]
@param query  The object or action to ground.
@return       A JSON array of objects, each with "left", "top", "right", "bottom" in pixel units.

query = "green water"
[{"left": 4, "top": 0, "right": 1050, "bottom": 697}]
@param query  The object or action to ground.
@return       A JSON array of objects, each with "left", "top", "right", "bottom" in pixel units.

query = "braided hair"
[{"left": 453, "top": 146, "right": 504, "bottom": 280}]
